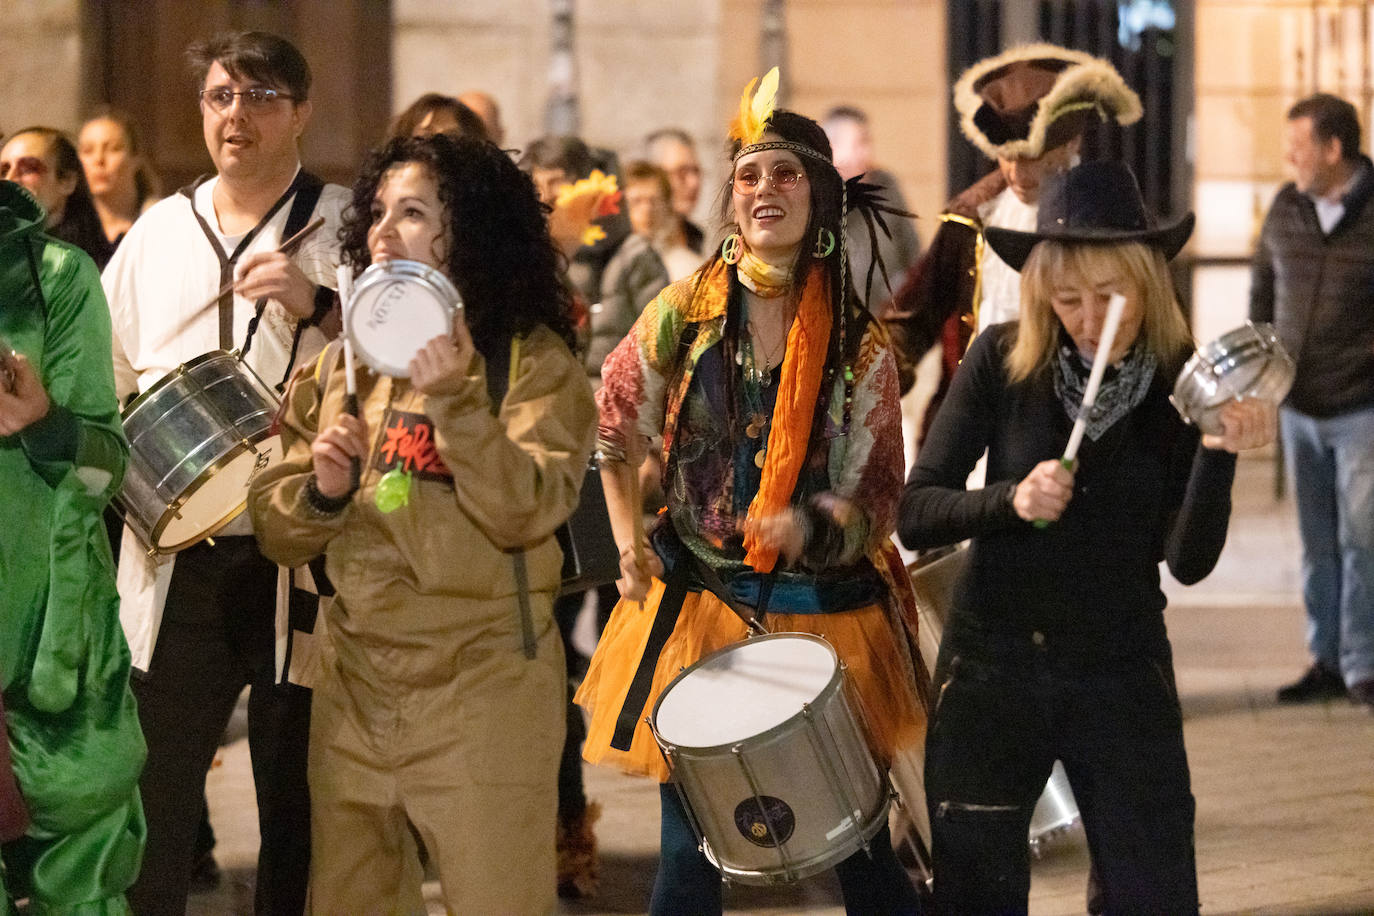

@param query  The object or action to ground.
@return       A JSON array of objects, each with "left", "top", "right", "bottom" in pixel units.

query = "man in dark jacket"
[{"left": 1251, "top": 92, "right": 1374, "bottom": 711}]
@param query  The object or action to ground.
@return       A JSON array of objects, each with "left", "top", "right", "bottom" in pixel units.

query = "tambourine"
[
  {"left": 345, "top": 258, "right": 463, "bottom": 377},
  {"left": 1170, "top": 321, "right": 1294, "bottom": 435}
]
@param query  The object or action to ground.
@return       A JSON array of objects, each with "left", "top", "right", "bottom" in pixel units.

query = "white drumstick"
[
  {"left": 336, "top": 264, "right": 362, "bottom": 493},
  {"left": 1062, "top": 292, "right": 1127, "bottom": 465},
  {"left": 335, "top": 265, "right": 358, "bottom": 405}
]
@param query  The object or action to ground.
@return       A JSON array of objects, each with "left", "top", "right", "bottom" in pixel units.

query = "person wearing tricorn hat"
[
  {"left": 881, "top": 44, "right": 1141, "bottom": 447},
  {"left": 898, "top": 160, "right": 1276, "bottom": 914}
]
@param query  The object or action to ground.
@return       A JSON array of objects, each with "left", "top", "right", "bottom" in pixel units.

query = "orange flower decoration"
[{"left": 554, "top": 169, "right": 622, "bottom": 247}]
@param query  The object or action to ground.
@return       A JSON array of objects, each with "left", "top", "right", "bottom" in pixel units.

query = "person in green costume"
[{"left": 0, "top": 178, "right": 145, "bottom": 912}]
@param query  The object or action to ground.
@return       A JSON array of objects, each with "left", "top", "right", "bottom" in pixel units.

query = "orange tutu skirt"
[{"left": 575, "top": 577, "right": 927, "bottom": 783}]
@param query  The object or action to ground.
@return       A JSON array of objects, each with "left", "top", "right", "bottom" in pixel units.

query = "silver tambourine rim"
[
  {"left": 345, "top": 258, "right": 464, "bottom": 377},
  {"left": 1171, "top": 320, "right": 1294, "bottom": 433}
]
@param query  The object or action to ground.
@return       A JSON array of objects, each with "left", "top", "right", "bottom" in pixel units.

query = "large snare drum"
[
  {"left": 118, "top": 351, "right": 281, "bottom": 555},
  {"left": 650, "top": 633, "right": 888, "bottom": 885},
  {"left": 1171, "top": 321, "right": 1294, "bottom": 435},
  {"left": 346, "top": 258, "right": 462, "bottom": 377}
]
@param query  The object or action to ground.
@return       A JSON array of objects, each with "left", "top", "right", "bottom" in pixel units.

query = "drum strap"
[
  {"left": 610, "top": 557, "right": 692, "bottom": 752},
  {"left": 179, "top": 170, "right": 324, "bottom": 374},
  {"left": 485, "top": 333, "right": 539, "bottom": 660}
]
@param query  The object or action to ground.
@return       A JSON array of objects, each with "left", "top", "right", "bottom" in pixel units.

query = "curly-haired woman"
[{"left": 248, "top": 133, "right": 596, "bottom": 913}]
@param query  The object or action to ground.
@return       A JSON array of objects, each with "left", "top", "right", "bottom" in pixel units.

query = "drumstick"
[
  {"left": 169, "top": 217, "right": 327, "bottom": 341},
  {"left": 1034, "top": 293, "right": 1127, "bottom": 529},
  {"left": 627, "top": 442, "right": 647, "bottom": 575},
  {"left": 336, "top": 264, "right": 362, "bottom": 494}
]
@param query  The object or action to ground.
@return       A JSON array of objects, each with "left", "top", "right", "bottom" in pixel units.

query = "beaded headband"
[{"left": 733, "top": 139, "right": 832, "bottom": 166}]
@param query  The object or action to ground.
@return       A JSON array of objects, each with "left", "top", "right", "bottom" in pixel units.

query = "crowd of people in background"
[{"left": 1, "top": 22, "right": 1368, "bottom": 916}]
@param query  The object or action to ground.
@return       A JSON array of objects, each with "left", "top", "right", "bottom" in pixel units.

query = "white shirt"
[
  {"left": 976, "top": 186, "right": 1039, "bottom": 334},
  {"left": 103, "top": 170, "right": 350, "bottom": 671},
  {"left": 104, "top": 173, "right": 350, "bottom": 401}
]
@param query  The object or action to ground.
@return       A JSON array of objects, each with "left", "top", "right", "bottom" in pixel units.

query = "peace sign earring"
[
  {"left": 813, "top": 227, "right": 836, "bottom": 259},
  {"left": 721, "top": 232, "right": 744, "bottom": 265}
]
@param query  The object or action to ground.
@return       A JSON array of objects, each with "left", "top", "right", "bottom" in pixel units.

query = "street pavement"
[{"left": 195, "top": 451, "right": 1374, "bottom": 915}]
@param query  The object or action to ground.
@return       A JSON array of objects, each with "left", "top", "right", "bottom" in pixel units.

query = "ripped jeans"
[{"left": 924, "top": 628, "right": 1198, "bottom": 916}]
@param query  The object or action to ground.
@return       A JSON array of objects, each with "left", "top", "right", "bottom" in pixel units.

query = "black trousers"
[
  {"left": 127, "top": 537, "right": 311, "bottom": 916},
  {"left": 925, "top": 630, "right": 1198, "bottom": 916}
]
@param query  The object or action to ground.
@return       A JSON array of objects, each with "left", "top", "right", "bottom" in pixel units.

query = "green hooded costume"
[{"left": 0, "top": 180, "right": 145, "bottom": 913}]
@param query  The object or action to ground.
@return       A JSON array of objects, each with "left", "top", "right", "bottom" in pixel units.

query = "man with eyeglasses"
[{"left": 102, "top": 30, "right": 348, "bottom": 915}]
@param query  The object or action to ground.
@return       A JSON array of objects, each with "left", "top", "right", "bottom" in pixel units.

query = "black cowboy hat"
[{"left": 984, "top": 160, "right": 1195, "bottom": 271}]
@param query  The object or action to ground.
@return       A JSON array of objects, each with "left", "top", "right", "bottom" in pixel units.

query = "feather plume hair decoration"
[{"left": 728, "top": 66, "right": 780, "bottom": 148}]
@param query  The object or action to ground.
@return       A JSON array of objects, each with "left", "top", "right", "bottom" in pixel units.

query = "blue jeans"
[
  {"left": 925, "top": 632, "right": 1198, "bottom": 915},
  {"left": 651, "top": 783, "right": 924, "bottom": 915},
  {"left": 1281, "top": 404, "right": 1374, "bottom": 685}
]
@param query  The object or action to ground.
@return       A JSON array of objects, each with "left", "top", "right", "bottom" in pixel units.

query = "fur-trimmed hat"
[{"left": 954, "top": 43, "right": 1142, "bottom": 161}]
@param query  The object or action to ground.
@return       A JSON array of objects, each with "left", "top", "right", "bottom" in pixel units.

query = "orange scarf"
[{"left": 741, "top": 264, "right": 832, "bottom": 573}]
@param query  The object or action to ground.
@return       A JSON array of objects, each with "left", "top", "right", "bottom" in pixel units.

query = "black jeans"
[
  {"left": 127, "top": 537, "right": 311, "bottom": 916},
  {"left": 651, "top": 783, "right": 924, "bottom": 915},
  {"left": 925, "top": 629, "right": 1198, "bottom": 916}
]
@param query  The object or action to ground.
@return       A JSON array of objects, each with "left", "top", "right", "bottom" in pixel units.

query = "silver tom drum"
[
  {"left": 650, "top": 633, "right": 889, "bottom": 886},
  {"left": 1171, "top": 321, "right": 1294, "bottom": 436},
  {"left": 117, "top": 351, "right": 281, "bottom": 555},
  {"left": 345, "top": 258, "right": 463, "bottom": 377}
]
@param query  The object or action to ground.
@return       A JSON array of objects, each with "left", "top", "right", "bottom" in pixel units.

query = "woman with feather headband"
[{"left": 575, "top": 70, "right": 927, "bottom": 914}]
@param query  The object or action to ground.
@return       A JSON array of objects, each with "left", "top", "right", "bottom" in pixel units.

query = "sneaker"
[
  {"left": 1349, "top": 679, "right": 1374, "bottom": 711},
  {"left": 1276, "top": 662, "right": 1347, "bottom": 703}
]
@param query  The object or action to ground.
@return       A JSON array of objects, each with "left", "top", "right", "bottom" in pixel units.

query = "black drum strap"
[
  {"left": 609, "top": 556, "right": 691, "bottom": 752},
  {"left": 178, "top": 170, "right": 321, "bottom": 355}
]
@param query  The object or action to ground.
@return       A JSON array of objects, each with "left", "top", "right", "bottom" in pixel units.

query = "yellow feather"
[
  {"left": 728, "top": 67, "right": 781, "bottom": 147},
  {"left": 750, "top": 67, "right": 779, "bottom": 135}
]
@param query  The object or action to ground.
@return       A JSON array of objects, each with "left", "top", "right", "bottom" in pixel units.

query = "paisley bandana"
[{"left": 1052, "top": 336, "right": 1157, "bottom": 441}]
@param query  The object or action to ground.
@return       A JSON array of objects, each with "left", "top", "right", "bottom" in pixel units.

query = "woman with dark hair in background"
[
  {"left": 1, "top": 127, "right": 112, "bottom": 268},
  {"left": 575, "top": 72, "right": 926, "bottom": 915},
  {"left": 78, "top": 108, "right": 160, "bottom": 249},
  {"left": 248, "top": 133, "right": 595, "bottom": 913},
  {"left": 386, "top": 92, "right": 489, "bottom": 142}
]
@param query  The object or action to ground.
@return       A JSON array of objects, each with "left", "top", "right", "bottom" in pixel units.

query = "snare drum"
[
  {"left": 346, "top": 258, "right": 462, "bottom": 377},
  {"left": 118, "top": 351, "right": 281, "bottom": 555},
  {"left": 1029, "top": 760, "right": 1081, "bottom": 853},
  {"left": 650, "top": 633, "right": 889, "bottom": 885},
  {"left": 1171, "top": 321, "right": 1294, "bottom": 436}
]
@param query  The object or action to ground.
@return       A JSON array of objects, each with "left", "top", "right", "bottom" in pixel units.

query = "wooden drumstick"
[
  {"left": 627, "top": 440, "right": 647, "bottom": 575},
  {"left": 168, "top": 217, "right": 327, "bottom": 341},
  {"left": 1035, "top": 292, "right": 1127, "bottom": 528},
  {"left": 336, "top": 264, "right": 362, "bottom": 494}
]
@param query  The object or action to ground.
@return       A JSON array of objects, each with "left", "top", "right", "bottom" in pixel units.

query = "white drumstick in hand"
[
  {"left": 1034, "top": 292, "right": 1126, "bottom": 529},
  {"left": 336, "top": 264, "right": 362, "bottom": 493},
  {"left": 1063, "top": 292, "right": 1127, "bottom": 464}
]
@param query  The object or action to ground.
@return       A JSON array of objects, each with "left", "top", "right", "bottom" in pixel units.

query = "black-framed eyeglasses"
[
  {"left": 731, "top": 163, "right": 806, "bottom": 195},
  {"left": 199, "top": 87, "right": 296, "bottom": 113}
]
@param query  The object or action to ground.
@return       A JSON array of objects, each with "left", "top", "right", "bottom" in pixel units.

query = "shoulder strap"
[
  {"left": 243, "top": 172, "right": 327, "bottom": 377},
  {"left": 486, "top": 333, "right": 538, "bottom": 658}
]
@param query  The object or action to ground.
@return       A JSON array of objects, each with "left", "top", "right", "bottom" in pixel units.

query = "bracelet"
[{"left": 304, "top": 473, "right": 352, "bottom": 518}]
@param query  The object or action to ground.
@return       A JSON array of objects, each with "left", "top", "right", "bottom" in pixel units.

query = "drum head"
[
  {"left": 1171, "top": 321, "right": 1294, "bottom": 435},
  {"left": 654, "top": 634, "right": 839, "bottom": 749},
  {"left": 346, "top": 259, "right": 462, "bottom": 377},
  {"left": 155, "top": 435, "right": 282, "bottom": 551}
]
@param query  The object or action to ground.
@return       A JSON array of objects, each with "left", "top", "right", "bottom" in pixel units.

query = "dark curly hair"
[{"left": 339, "top": 134, "right": 578, "bottom": 361}]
